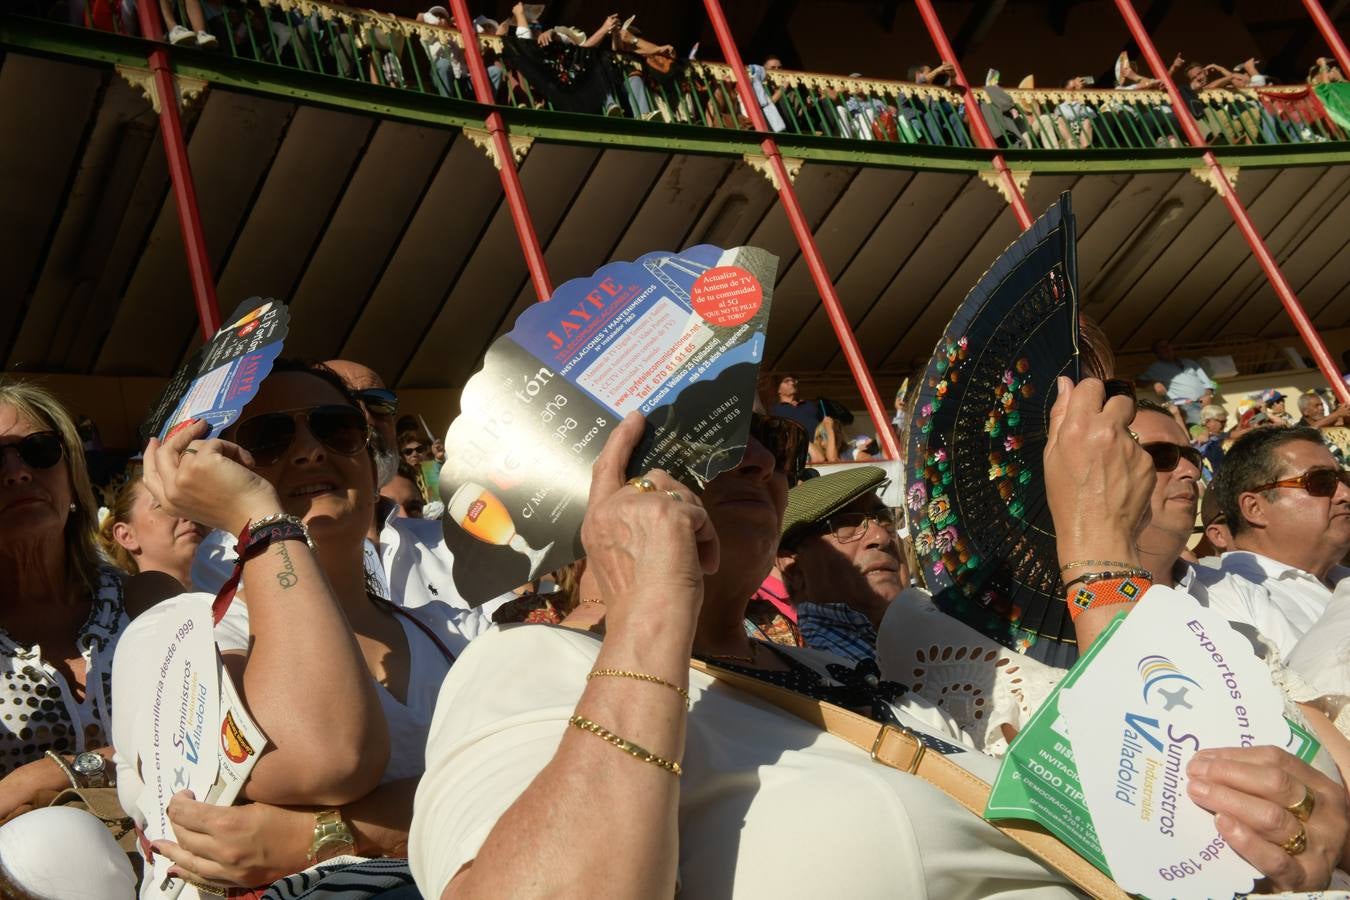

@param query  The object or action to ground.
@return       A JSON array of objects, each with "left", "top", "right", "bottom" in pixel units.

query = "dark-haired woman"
[{"left": 111, "top": 361, "right": 472, "bottom": 895}]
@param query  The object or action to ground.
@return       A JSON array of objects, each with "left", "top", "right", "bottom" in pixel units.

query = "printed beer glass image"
[{"left": 447, "top": 482, "right": 554, "bottom": 578}]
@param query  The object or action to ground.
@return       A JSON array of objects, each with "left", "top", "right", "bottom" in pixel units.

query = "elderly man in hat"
[{"left": 776, "top": 466, "right": 906, "bottom": 665}]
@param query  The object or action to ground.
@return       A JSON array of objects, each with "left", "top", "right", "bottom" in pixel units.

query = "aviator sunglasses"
[
  {"left": 353, "top": 387, "right": 398, "bottom": 417},
  {"left": 1140, "top": 441, "right": 1202, "bottom": 473},
  {"left": 232, "top": 405, "right": 370, "bottom": 467},
  {"left": 750, "top": 413, "right": 808, "bottom": 486},
  {"left": 1247, "top": 467, "right": 1350, "bottom": 499},
  {"left": 0, "top": 432, "right": 64, "bottom": 469}
]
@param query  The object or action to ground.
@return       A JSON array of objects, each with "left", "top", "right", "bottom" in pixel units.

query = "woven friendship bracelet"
[
  {"left": 1059, "top": 559, "right": 1137, "bottom": 573},
  {"left": 569, "top": 714, "right": 683, "bottom": 775},
  {"left": 1062, "top": 568, "right": 1152, "bottom": 593},
  {"left": 1067, "top": 576, "right": 1153, "bottom": 622},
  {"left": 588, "top": 668, "right": 691, "bottom": 710}
]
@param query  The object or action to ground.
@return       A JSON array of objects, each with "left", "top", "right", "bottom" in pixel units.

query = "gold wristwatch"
[{"left": 307, "top": 809, "right": 357, "bottom": 864}]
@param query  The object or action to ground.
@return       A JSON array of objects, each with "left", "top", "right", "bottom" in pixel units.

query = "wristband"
[
  {"left": 1067, "top": 575, "right": 1151, "bottom": 621},
  {"left": 1063, "top": 568, "right": 1152, "bottom": 593}
]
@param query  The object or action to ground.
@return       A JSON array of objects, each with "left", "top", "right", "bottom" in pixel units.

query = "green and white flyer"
[{"left": 985, "top": 588, "right": 1319, "bottom": 899}]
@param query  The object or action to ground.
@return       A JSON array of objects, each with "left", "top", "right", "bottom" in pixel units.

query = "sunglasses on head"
[
  {"left": 233, "top": 405, "right": 369, "bottom": 467},
  {"left": 750, "top": 413, "right": 807, "bottom": 486},
  {"left": 1248, "top": 467, "right": 1350, "bottom": 499},
  {"left": 1140, "top": 441, "right": 1202, "bottom": 473},
  {"left": 354, "top": 388, "right": 398, "bottom": 417},
  {"left": 0, "top": 432, "right": 64, "bottom": 470}
]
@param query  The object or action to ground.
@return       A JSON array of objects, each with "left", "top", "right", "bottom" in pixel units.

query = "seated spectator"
[
  {"left": 417, "top": 5, "right": 471, "bottom": 99},
  {"left": 846, "top": 434, "right": 878, "bottom": 461},
  {"left": 1263, "top": 389, "right": 1296, "bottom": 426},
  {"left": 97, "top": 466, "right": 206, "bottom": 616},
  {"left": 381, "top": 462, "right": 425, "bottom": 519},
  {"left": 1194, "top": 402, "right": 1230, "bottom": 475},
  {"left": 1140, "top": 338, "right": 1217, "bottom": 425},
  {"left": 744, "top": 56, "right": 787, "bottom": 132},
  {"left": 809, "top": 416, "right": 840, "bottom": 463},
  {"left": 1054, "top": 77, "right": 1096, "bottom": 148},
  {"left": 1195, "top": 471, "right": 1233, "bottom": 558},
  {"left": 399, "top": 429, "right": 432, "bottom": 466},
  {"left": 745, "top": 562, "right": 800, "bottom": 646},
  {"left": 0, "top": 380, "right": 135, "bottom": 894},
  {"left": 1309, "top": 57, "right": 1346, "bottom": 86},
  {"left": 1191, "top": 425, "right": 1350, "bottom": 661},
  {"left": 502, "top": 6, "right": 627, "bottom": 116},
  {"left": 110, "top": 360, "right": 475, "bottom": 895},
  {"left": 157, "top": 0, "right": 216, "bottom": 47},
  {"left": 1299, "top": 390, "right": 1350, "bottom": 428},
  {"left": 909, "top": 61, "right": 955, "bottom": 86},
  {"left": 778, "top": 467, "right": 902, "bottom": 665}
]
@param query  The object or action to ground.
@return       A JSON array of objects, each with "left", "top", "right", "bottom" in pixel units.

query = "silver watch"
[{"left": 72, "top": 751, "right": 109, "bottom": 788}]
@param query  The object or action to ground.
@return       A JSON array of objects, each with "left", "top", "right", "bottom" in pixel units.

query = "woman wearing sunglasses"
[
  {"left": 408, "top": 411, "right": 1086, "bottom": 898},
  {"left": 0, "top": 379, "right": 140, "bottom": 896},
  {"left": 109, "top": 361, "right": 473, "bottom": 895}
]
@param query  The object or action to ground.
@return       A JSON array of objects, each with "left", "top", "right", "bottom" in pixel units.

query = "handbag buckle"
[{"left": 870, "top": 724, "right": 926, "bottom": 774}]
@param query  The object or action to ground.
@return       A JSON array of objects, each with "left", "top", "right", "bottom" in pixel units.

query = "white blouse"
[{"left": 0, "top": 567, "right": 127, "bottom": 776}]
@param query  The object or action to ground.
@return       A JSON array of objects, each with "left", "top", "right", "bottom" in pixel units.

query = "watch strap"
[{"left": 307, "top": 809, "right": 357, "bottom": 864}]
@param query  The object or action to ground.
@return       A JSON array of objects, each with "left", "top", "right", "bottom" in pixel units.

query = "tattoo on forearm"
[{"left": 275, "top": 541, "right": 298, "bottom": 590}]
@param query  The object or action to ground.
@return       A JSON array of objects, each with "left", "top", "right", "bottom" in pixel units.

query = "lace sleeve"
[{"left": 876, "top": 589, "right": 1063, "bottom": 757}]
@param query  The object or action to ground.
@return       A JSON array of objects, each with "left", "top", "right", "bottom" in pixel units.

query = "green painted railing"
[{"left": 39, "top": 0, "right": 1350, "bottom": 150}]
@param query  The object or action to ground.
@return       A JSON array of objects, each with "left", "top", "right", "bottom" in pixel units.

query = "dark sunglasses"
[
  {"left": 1248, "top": 467, "right": 1350, "bottom": 499},
  {"left": 0, "top": 432, "right": 64, "bottom": 469},
  {"left": 1141, "top": 441, "right": 1202, "bottom": 473},
  {"left": 233, "top": 405, "right": 369, "bottom": 467},
  {"left": 354, "top": 388, "right": 398, "bottom": 417},
  {"left": 750, "top": 413, "right": 807, "bottom": 486}
]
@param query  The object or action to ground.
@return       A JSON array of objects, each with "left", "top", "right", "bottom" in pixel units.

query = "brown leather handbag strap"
[{"left": 689, "top": 658, "right": 1127, "bottom": 900}]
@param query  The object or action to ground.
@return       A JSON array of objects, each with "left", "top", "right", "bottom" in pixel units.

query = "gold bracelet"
[
  {"left": 568, "top": 715, "right": 683, "bottom": 775},
  {"left": 1060, "top": 559, "right": 1136, "bottom": 573},
  {"left": 588, "top": 668, "right": 691, "bottom": 709}
]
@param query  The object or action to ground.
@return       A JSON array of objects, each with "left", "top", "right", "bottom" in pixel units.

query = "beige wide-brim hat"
[{"left": 781, "top": 465, "right": 888, "bottom": 544}]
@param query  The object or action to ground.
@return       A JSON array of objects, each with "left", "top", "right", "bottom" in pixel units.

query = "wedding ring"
[
  {"left": 1280, "top": 822, "right": 1308, "bottom": 856},
  {"left": 665, "top": 490, "right": 683, "bottom": 503},
  {"left": 626, "top": 477, "right": 657, "bottom": 493},
  {"left": 1287, "top": 784, "right": 1315, "bottom": 822},
  {"left": 1127, "top": 429, "right": 1139, "bottom": 442}
]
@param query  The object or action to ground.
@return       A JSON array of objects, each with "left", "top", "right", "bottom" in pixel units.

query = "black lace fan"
[{"left": 904, "top": 193, "right": 1081, "bottom": 668}]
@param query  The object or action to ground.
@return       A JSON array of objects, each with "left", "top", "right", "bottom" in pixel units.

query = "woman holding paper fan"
[
  {"left": 109, "top": 360, "right": 472, "bottom": 896},
  {"left": 0, "top": 379, "right": 137, "bottom": 897}
]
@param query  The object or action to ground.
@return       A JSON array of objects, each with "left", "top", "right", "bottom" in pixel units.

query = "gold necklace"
[{"left": 703, "top": 641, "right": 759, "bottom": 663}]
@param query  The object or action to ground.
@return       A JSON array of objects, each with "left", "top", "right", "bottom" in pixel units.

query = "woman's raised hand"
[
  {"left": 1044, "top": 376, "right": 1154, "bottom": 567},
  {"left": 581, "top": 412, "right": 717, "bottom": 633},
  {"left": 142, "top": 419, "right": 282, "bottom": 536}
]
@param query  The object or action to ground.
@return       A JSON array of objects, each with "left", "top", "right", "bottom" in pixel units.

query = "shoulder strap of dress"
[{"left": 689, "top": 658, "right": 1127, "bottom": 900}]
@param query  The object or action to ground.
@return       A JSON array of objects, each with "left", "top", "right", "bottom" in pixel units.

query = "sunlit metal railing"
[{"left": 56, "top": 0, "right": 1347, "bottom": 150}]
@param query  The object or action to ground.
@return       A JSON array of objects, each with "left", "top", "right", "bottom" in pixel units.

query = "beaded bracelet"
[
  {"left": 1067, "top": 575, "right": 1152, "bottom": 621},
  {"left": 1063, "top": 568, "right": 1152, "bottom": 593},
  {"left": 1059, "top": 559, "right": 1137, "bottom": 573},
  {"left": 569, "top": 714, "right": 683, "bottom": 775},
  {"left": 588, "top": 668, "right": 691, "bottom": 710}
]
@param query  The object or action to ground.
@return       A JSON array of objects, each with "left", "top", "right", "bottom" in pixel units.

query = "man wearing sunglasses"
[
  {"left": 325, "top": 359, "right": 400, "bottom": 492},
  {"left": 777, "top": 466, "right": 906, "bottom": 665},
  {"left": 1192, "top": 425, "right": 1350, "bottom": 661}
]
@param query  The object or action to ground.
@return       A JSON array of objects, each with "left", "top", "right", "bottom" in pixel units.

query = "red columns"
[
  {"left": 1114, "top": 0, "right": 1350, "bottom": 405},
  {"left": 701, "top": 0, "right": 901, "bottom": 460},
  {"left": 135, "top": 0, "right": 221, "bottom": 339},
  {"left": 913, "top": 0, "right": 1035, "bottom": 230},
  {"left": 1302, "top": 0, "right": 1350, "bottom": 78},
  {"left": 447, "top": 0, "right": 553, "bottom": 302}
]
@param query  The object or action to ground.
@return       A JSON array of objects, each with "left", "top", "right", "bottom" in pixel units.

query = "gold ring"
[
  {"left": 626, "top": 477, "right": 657, "bottom": 493},
  {"left": 1280, "top": 822, "right": 1307, "bottom": 856},
  {"left": 1127, "top": 429, "right": 1140, "bottom": 442},
  {"left": 665, "top": 490, "right": 683, "bottom": 502},
  {"left": 182, "top": 448, "right": 199, "bottom": 455},
  {"left": 1288, "top": 784, "right": 1315, "bottom": 822}
]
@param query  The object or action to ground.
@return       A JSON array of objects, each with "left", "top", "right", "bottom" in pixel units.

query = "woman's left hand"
[
  {"left": 1187, "top": 745, "right": 1348, "bottom": 892},
  {"left": 154, "top": 791, "right": 314, "bottom": 889}
]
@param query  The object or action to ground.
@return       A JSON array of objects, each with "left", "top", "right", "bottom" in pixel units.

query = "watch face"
[{"left": 73, "top": 752, "right": 105, "bottom": 775}]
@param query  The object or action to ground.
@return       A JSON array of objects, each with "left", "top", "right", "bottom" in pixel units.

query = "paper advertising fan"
[
  {"left": 142, "top": 297, "right": 289, "bottom": 442},
  {"left": 440, "top": 245, "right": 777, "bottom": 605},
  {"left": 906, "top": 193, "right": 1082, "bottom": 668}
]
